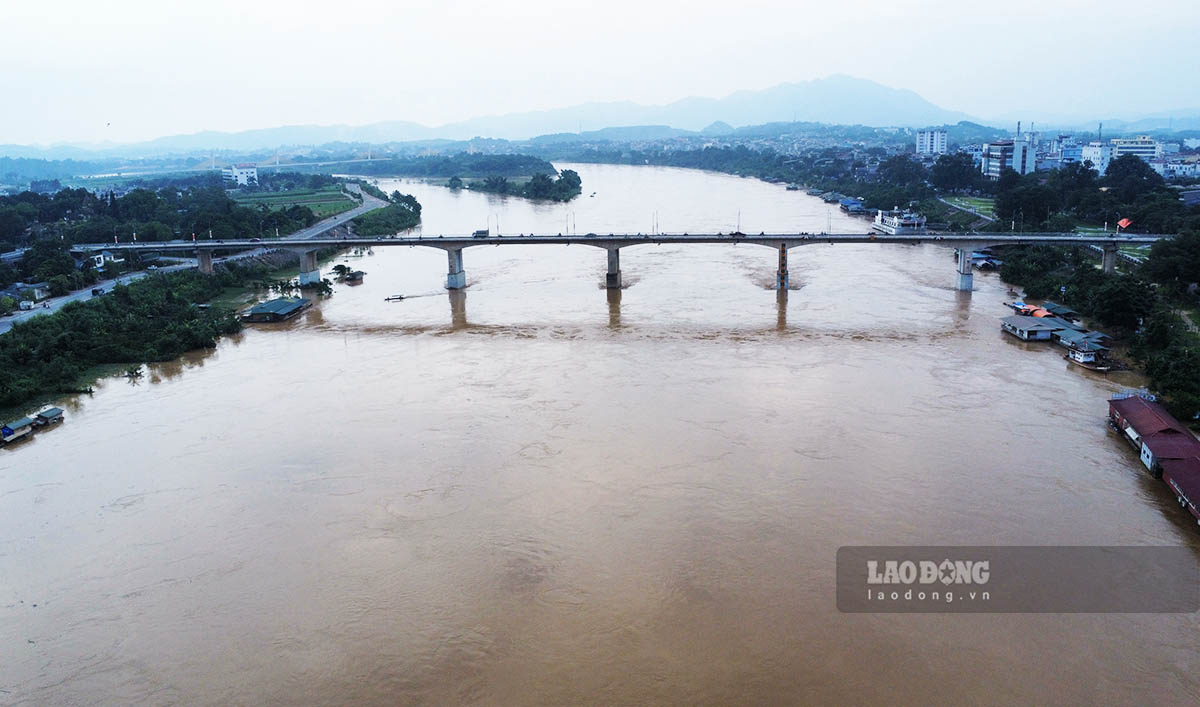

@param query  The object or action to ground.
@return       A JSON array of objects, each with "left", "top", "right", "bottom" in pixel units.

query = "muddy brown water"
[{"left": 2, "top": 164, "right": 1198, "bottom": 704}]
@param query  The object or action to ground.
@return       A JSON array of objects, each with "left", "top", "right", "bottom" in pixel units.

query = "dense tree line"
[
  {"left": 988, "top": 156, "right": 1199, "bottom": 233},
  {"left": 337, "top": 153, "right": 558, "bottom": 178},
  {"left": 467, "top": 169, "right": 582, "bottom": 202},
  {"left": 0, "top": 183, "right": 321, "bottom": 252},
  {"left": 0, "top": 269, "right": 247, "bottom": 409},
  {"left": 351, "top": 190, "right": 422, "bottom": 235}
]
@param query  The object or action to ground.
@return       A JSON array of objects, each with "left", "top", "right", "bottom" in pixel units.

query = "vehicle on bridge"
[{"left": 472, "top": 229, "right": 489, "bottom": 238}]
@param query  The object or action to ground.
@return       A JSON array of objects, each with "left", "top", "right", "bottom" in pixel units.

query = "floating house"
[
  {"left": 838, "top": 198, "right": 868, "bottom": 214},
  {"left": 970, "top": 250, "right": 1004, "bottom": 270},
  {"left": 1000, "top": 315, "right": 1064, "bottom": 341},
  {"left": 1, "top": 416, "right": 35, "bottom": 444},
  {"left": 34, "top": 407, "right": 64, "bottom": 427},
  {"left": 1054, "top": 327, "right": 1111, "bottom": 354},
  {"left": 241, "top": 297, "right": 312, "bottom": 323},
  {"left": 1108, "top": 394, "right": 1200, "bottom": 478}
]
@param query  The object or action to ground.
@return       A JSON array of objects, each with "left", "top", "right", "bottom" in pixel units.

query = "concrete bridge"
[{"left": 70, "top": 231, "right": 1168, "bottom": 292}]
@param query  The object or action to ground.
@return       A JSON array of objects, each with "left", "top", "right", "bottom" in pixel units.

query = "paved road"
[
  {"left": 0, "top": 188, "right": 388, "bottom": 335},
  {"left": 0, "top": 265, "right": 191, "bottom": 334}
]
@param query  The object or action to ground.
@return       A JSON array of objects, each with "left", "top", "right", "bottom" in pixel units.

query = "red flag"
[{"left": 1117, "top": 218, "right": 1132, "bottom": 230}]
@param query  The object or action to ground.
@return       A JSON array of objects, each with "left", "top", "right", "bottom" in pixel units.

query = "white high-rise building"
[
  {"left": 916, "top": 129, "right": 948, "bottom": 155},
  {"left": 1081, "top": 142, "right": 1114, "bottom": 175},
  {"left": 221, "top": 164, "right": 259, "bottom": 187},
  {"left": 1110, "top": 136, "right": 1162, "bottom": 161}
]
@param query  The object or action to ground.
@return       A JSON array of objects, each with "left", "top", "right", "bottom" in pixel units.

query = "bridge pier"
[
  {"left": 298, "top": 249, "right": 321, "bottom": 285},
  {"left": 776, "top": 245, "right": 789, "bottom": 290},
  {"left": 1102, "top": 244, "right": 1118, "bottom": 274},
  {"left": 956, "top": 248, "right": 973, "bottom": 291},
  {"left": 446, "top": 248, "right": 466, "bottom": 289},
  {"left": 197, "top": 249, "right": 214, "bottom": 275},
  {"left": 606, "top": 248, "right": 622, "bottom": 289}
]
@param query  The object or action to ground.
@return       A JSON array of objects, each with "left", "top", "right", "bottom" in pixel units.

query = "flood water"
[{"left": 3, "top": 164, "right": 1199, "bottom": 704}]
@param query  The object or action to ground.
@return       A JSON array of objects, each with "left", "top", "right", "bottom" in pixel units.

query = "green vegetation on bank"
[
  {"left": 351, "top": 191, "right": 422, "bottom": 235},
  {"left": 996, "top": 235, "right": 1200, "bottom": 420},
  {"left": 0, "top": 269, "right": 254, "bottom": 409},
  {"left": 460, "top": 169, "right": 581, "bottom": 202}
]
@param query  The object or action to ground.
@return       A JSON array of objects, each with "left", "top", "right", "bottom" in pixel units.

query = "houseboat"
[
  {"left": 1109, "top": 392, "right": 1200, "bottom": 527},
  {"left": 1000, "top": 315, "right": 1062, "bottom": 341},
  {"left": 1108, "top": 393, "right": 1200, "bottom": 479},
  {"left": 1, "top": 416, "right": 35, "bottom": 444},
  {"left": 241, "top": 297, "right": 312, "bottom": 323},
  {"left": 34, "top": 407, "right": 64, "bottom": 427},
  {"left": 1064, "top": 345, "right": 1111, "bottom": 372},
  {"left": 872, "top": 208, "right": 927, "bottom": 235}
]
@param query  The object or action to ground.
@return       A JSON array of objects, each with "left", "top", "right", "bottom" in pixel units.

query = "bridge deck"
[{"left": 71, "top": 232, "right": 1166, "bottom": 253}]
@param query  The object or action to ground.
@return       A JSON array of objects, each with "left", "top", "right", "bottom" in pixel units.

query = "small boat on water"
[
  {"left": 786, "top": 184, "right": 800, "bottom": 191},
  {"left": 385, "top": 294, "right": 406, "bottom": 302}
]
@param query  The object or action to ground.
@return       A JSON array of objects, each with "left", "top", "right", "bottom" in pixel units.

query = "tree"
[
  {"left": 447, "top": 176, "right": 463, "bottom": 190},
  {"left": 481, "top": 176, "right": 509, "bottom": 194},
  {"left": 1103, "top": 154, "right": 1166, "bottom": 204},
  {"left": 0, "top": 296, "right": 14, "bottom": 315},
  {"left": 877, "top": 155, "right": 927, "bottom": 186},
  {"left": 1086, "top": 275, "right": 1155, "bottom": 331},
  {"left": 930, "top": 153, "right": 979, "bottom": 192},
  {"left": 1144, "top": 230, "right": 1200, "bottom": 289},
  {"left": 48, "top": 274, "right": 71, "bottom": 297}
]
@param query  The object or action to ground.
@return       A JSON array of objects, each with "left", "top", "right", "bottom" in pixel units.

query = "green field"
[
  {"left": 233, "top": 186, "right": 357, "bottom": 218},
  {"left": 943, "top": 196, "right": 996, "bottom": 218}
]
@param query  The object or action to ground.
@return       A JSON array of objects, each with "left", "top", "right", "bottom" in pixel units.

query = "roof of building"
[
  {"left": 1042, "top": 301, "right": 1080, "bottom": 318},
  {"left": 1110, "top": 396, "right": 1193, "bottom": 438},
  {"left": 248, "top": 297, "right": 310, "bottom": 316},
  {"left": 1143, "top": 433, "right": 1200, "bottom": 461},
  {"left": 1161, "top": 457, "right": 1200, "bottom": 486},
  {"left": 1001, "top": 315, "right": 1065, "bottom": 332},
  {"left": 1056, "top": 329, "right": 1110, "bottom": 351}
]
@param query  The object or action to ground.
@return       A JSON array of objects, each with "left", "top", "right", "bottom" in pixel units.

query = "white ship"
[{"left": 872, "top": 208, "right": 927, "bottom": 235}]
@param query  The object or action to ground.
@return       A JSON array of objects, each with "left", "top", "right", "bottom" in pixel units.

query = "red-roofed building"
[
  {"left": 1109, "top": 395, "right": 1200, "bottom": 477},
  {"left": 1162, "top": 458, "right": 1200, "bottom": 525}
]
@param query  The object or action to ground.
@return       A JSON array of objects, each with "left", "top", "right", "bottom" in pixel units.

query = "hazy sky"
[{"left": 4, "top": 0, "right": 1198, "bottom": 145}]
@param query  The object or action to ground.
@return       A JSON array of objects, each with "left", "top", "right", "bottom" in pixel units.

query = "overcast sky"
[{"left": 4, "top": 0, "right": 1198, "bottom": 145}]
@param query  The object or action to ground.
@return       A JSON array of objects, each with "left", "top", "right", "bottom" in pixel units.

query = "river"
[{"left": 2, "top": 163, "right": 1198, "bottom": 704}]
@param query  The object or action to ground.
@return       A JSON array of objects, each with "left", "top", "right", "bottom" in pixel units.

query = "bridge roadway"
[{"left": 71, "top": 231, "right": 1168, "bottom": 292}]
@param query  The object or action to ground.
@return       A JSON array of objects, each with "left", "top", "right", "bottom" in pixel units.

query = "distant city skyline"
[{"left": 3, "top": 0, "right": 1199, "bottom": 145}]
